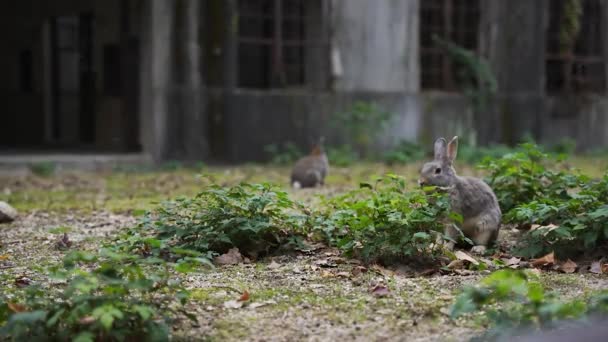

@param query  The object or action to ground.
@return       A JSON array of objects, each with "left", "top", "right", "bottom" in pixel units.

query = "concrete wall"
[
  {"left": 212, "top": 90, "right": 423, "bottom": 162},
  {"left": 4, "top": 0, "right": 608, "bottom": 163}
]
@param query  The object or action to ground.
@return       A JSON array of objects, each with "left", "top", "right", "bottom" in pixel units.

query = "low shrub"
[
  {"left": 457, "top": 141, "right": 518, "bottom": 165},
  {"left": 451, "top": 269, "right": 608, "bottom": 341},
  {"left": 478, "top": 142, "right": 608, "bottom": 257},
  {"left": 138, "top": 182, "right": 309, "bottom": 258},
  {"left": 0, "top": 250, "right": 190, "bottom": 342},
  {"left": 313, "top": 175, "right": 451, "bottom": 262},
  {"left": 479, "top": 143, "right": 580, "bottom": 214},
  {"left": 508, "top": 173, "right": 608, "bottom": 257}
]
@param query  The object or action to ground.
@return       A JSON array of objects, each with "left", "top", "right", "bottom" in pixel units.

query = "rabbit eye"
[{"left": 435, "top": 168, "right": 442, "bottom": 174}]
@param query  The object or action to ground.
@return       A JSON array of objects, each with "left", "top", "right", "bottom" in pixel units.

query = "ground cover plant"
[
  {"left": 0, "top": 248, "right": 191, "bottom": 342},
  {"left": 313, "top": 174, "right": 451, "bottom": 262},
  {"left": 132, "top": 182, "right": 309, "bottom": 259},
  {"left": 451, "top": 269, "right": 608, "bottom": 341},
  {"left": 480, "top": 143, "right": 608, "bottom": 258},
  {"left": 2, "top": 150, "right": 608, "bottom": 341}
]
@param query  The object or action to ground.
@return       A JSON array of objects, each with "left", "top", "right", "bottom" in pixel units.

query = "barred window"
[
  {"left": 546, "top": 0, "right": 605, "bottom": 93},
  {"left": 237, "top": 0, "right": 324, "bottom": 89},
  {"left": 420, "top": 0, "right": 480, "bottom": 90}
]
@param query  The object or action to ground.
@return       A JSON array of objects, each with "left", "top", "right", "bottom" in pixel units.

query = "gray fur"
[
  {"left": 419, "top": 136, "right": 501, "bottom": 251},
  {"left": 290, "top": 140, "right": 329, "bottom": 188}
]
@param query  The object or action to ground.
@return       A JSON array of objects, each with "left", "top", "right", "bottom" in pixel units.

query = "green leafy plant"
[
  {"left": 508, "top": 173, "right": 608, "bottom": 257},
  {"left": 139, "top": 182, "right": 309, "bottom": 258},
  {"left": 433, "top": 35, "right": 497, "bottom": 113},
  {"left": 0, "top": 249, "right": 190, "bottom": 341},
  {"left": 29, "top": 162, "right": 57, "bottom": 177},
  {"left": 313, "top": 175, "right": 450, "bottom": 262},
  {"left": 457, "top": 141, "right": 518, "bottom": 165},
  {"left": 451, "top": 269, "right": 608, "bottom": 341},
  {"left": 479, "top": 142, "right": 608, "bottom": 257},
  {"left": 479, "top": 143, "right": 579, "bottom": 214},
  {"left": 264, "top": 142, "right": 302, "bottom": 165},
  {"left": 330, "top": 102, "right": 394, "bottom": 158}
]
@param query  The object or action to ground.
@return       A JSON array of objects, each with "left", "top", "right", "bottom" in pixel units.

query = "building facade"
[{"left": 2, "top": 0, "right": 608, "bottom": 162}]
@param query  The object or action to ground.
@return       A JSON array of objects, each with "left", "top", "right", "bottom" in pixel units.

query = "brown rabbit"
[
  {"left": 290, "top": 137, "right": 329, "bottom": 189},
  {"left": 419, "top": 136, "right": 501, "bottom": 253}
]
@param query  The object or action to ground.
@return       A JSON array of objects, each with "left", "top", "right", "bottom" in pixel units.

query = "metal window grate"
[
  {"left": 546, "top": 0, "right": 605, "bottom": 93},
  {"left": 238, "top": 0, "right": 320, "bottom": 89},
  {"left": 420, "top": 0, "right": 480, "bottom": 90}
]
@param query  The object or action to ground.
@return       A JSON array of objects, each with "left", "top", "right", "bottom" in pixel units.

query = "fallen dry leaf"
[
  {"left": 320, "top": 270, "right": 335, "bottom": 278},
  {"left": 530, "top": 224, "right": 559, "bottom": 236},
  {"left": 0, "top": 254, "right": 10, "bottom": 261},
  {"left": 224, "top": 290, "right": 250, "bottom": 309},
  {"left": 8, "top": 303, "right": 26, "bottom": 313},
  {"left": 447, "top": 259, "right": 465, "bottom": 270},
  {"left": 370, "top": 264, "right": 394, "bottom": 277},
  {"left": 454, "top": 250, "right": 479, "bottom": 266},
  {"left": 370, "top": 284, "right": 391, "bottom": 297},
  {"left": 267, "top": 260, "right": 281, "bottom": 270},
  {"left": 239, "top": 290, "right": 250, "bottom": 302},
  {"left": 214, "top": 248, "right": 243, "bottom": 266},
  {"left": 14, "top": 276, "right": 32, "bottom": 288},
  {"left": 329, "top": 256, "right": 346, "bottom": 264},
  {"left": 590, "top": 261, "right": 603, "bottom": 274},
  {"left": 79, "top": 316, "right": 96, "bottom": 325},
  {"left": 336, "top": 271, "right": 351, "bottom": 278},
  {"left": 558, "top": 259, "right": 577, "bottom": 274},
  {"left": 351, "top": 266, "right": 367, "bottom": 277},
  {"left": 531, "top": 252, "right": 555, "bottom": 268},
  {"left": 502, "top": 257, "right": 521, "bottom": 266}
]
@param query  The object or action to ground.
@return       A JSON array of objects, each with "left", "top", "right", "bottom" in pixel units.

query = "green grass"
[{"left": 1, "top": 157, "right": 605, "bottom": 214}]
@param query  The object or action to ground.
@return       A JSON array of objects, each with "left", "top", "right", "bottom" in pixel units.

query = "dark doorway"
[{"left": 48, "top": 13, "right": 96, "bottom": 147}]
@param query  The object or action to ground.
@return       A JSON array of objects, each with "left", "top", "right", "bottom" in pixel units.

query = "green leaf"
[
  {"left": 92, "top": 305, "right": 124, "bottom": 331},
  {"left": 133, "top": 305, "right": 154, "bottom": 320},
  {"left": 45, "top": 308, "right": 65, "bottom": 327},
  {"left": 8, "top": 310, "right": 47, "bottom": 324},
  {"left": 73, "top": 332, "right": 95, "bottom": 342},
  {"left": 412, "top": 232, "right": 430, "bottom": 240}
]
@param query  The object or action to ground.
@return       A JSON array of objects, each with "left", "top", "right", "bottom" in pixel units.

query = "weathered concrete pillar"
[
  {"left": 330, "top": 0, "right": 419, "bottom": 92},
  {"left": 479, "top": 0, "right": 546, "bottom": 144},
  {"left": 176, "top": 0, "right": 209, "bottom": 160},
  {"left": 139, "top": 0, "right": 174, "bottom": 162}
]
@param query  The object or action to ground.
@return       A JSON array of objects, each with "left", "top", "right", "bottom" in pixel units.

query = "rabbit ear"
[
  {"left": 434, "top": 138, "right": 447, "bottom": 161},
  {"left": 447, "top": 136, "right": 459, "bottom": 163}
]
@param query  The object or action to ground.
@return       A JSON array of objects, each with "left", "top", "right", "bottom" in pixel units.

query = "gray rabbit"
[
  {"left": 419, "top": 136, "right": 501, "bottom": 253},
  {"left": 291, "top": 137, "right": 329, "bottom": 189}
]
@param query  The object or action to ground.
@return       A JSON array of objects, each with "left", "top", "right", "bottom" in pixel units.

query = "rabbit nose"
[{"left": 418, "top": 179, "right": 427, "bottom": 187}]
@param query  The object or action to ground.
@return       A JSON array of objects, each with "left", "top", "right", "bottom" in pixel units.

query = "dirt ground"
[{"left": 1, "top": 162, "right": 607, "bottom": 341}]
